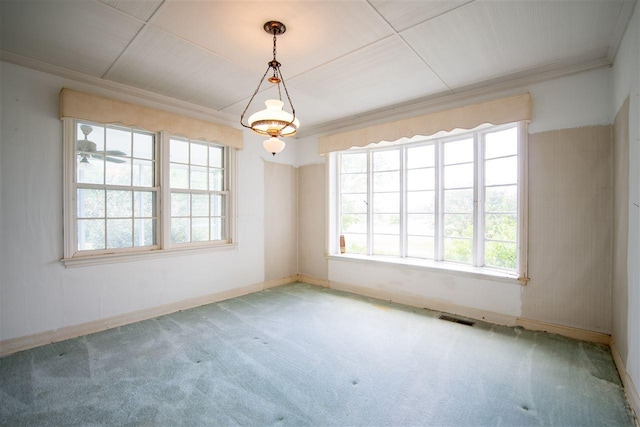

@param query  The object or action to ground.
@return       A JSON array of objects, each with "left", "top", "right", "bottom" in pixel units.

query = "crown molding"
[
  {"left": 0, "top": 50, "right": 240, "bottom": 129},
  {"left": 297, "top": 53, "right": 611, "bottom": 139}
]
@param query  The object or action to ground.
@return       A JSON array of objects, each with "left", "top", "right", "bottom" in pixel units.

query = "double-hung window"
[
  {"left": 64, "top": 119, "right": 234, "bottom": 265},
  {"left": 335, "top": 122, "right": 526, "bottom": 278}
]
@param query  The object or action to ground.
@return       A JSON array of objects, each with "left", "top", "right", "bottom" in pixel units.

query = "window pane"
[
  {"left": 171, "top": 218, "right": 190, "bottom": 244},
  {"left": 407, "top": 191, "right": 435, "bottom": 213},
  {"left": 105, "top": 158, "right": 132, "bottom": 186},
  {"left": 373, "top": 193, "right": 399, "bottom": 213},
  {"left": 191, "top": 143, "right": 208, "bottom": 166},
  {"left": 444, "top": 189, "right": 473, "bottom": 213},
  {"left": 341, "top": 153, "right": 367, "bottom": 173},
  {"left": 374, "top": 214, "right": 399, "bottom": 234},
  {"left": 341, "top": 173, "right": 367, "bottom": 193},
  {"left": 342, "top": 233, "right": 367, "bottom": 254},
  {"left": 170, "top": 163, "right": 189, "bottom": 189},
  {"left": 107, "top": 219, "right": 132, "bottom": 248},
  {"left": 444, "top": 213, "right": 473, "bottom": 238},
  {"left": 485, "top": 127, "right": 517, "bottom": 159},
  {"left": 342, "top": 214, "right": 367, "bottom": 234},
  {"left": 133, "top": 132, "right": 153, "bottom": 159},
  {"left": 77, "top": 188, "right": 105, "bottom": 218},
  {"left": 485, "top": 214, "right": 517, "bottom": 241},
  {"left": 170, "top": 139, "right": 189, "bottom": 163},
  {"left": 211, "top": 217, "right": 225, "bottom": 241},
  {"left": 132, "top": 159, "right": 154, "bottom": 187},
  {"left": 190, "top": 165, "right": 208, "bottom": 190},
  {"left": 192, "top": 218, "right": 209, "bottom": 242},
  {"left": 171, "top": 193, "right": 190, "bottom": 216},
  {"left": 407, "top": 213, "right": 434, "bottom": 236},
  {"left": 444, "top": 238, "right": 473, "bottom": 264},
  {"left": 209, "top": 169, "right": 224, "bottom": 191},
  {"left": 373, "top": 171, "right": 399, "bottom": 192},
  {"left": 106, "top": 190, "right": 132, "bottom": 218},
  {"left": 485, "top": 156, "right": 517, "bottom": 186},
  {"left": 342, "top": 194, "right": 367, "bottom": 214},
  {"left": 78, "top": 219, "right": 105, "bottom": 250},
  {"left": 408, "top": 236, "right": 434, "bottom": 259},
  {"left": 444, "top": 138, "right": 473, "bottom": 165},
  {"left": 133, "top": 218, "right": 155, "bottom": 247},
  {"left": 77, "top": 158, "right": 104, "bottom": 184},
  {"left": 407, "top": 145, "right": 434, "bottom": 169},
  {"left": 444, "top": 163, "right": 473, "bottom": 189},
  {"left": 77, "top": 123, "right": 104, "bottom": 151},
  {"left": 209, "top": 146, "right": 224, "bottom": 168},
  {"left": 373, "top": 234, "right": 399, "bottom": 256},
  {"left": 106, "top": 127, "right": 131, "bottom": 156},
  {"left": 485, "top": 241, "right": 517, "bottom": 270},
  {"left": 211, "top": 195, "right": 225, "bottom": 217},
  {"left": 192, "top": 194, "right": 209, "bottom": 217},
  {"left": 407, "top": 168, "right": 435, "bottom": 191},
  {"left": 133, "top": 191, "right": 155, "bottom": 218},
  {"left": 486, "top": 185, "right": 517, "bottom": 213},
  {"left": 373, "top": 150, "right": 399, "bottom": 171}
]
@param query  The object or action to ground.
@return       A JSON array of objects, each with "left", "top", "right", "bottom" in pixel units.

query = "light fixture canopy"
[{"left": 240, "top": 21, "right": 299, "bottom": 154}]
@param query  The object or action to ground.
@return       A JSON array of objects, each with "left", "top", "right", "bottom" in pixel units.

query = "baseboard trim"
[
  {"left": 515, "top": 318, "right": 611, "bottom": 345},
  {"left": 297, "top": 274, "right": 330, "bottom": 288},
  {"left": 264, "top": 275, "right": 299, "bottom": 289},
  {"left": 328, "top": 280, "right": 518, "bottom": 327},
  {"left": 611, "top": 341, "right": 640, "bottom": 425},
  {"left": 0, "top": 282, "right": 266, "bottom": 357}
]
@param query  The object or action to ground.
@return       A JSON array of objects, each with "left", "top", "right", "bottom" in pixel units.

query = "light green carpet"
[{"left": 0, "top": 282, "right": 636, "bottom": 426}]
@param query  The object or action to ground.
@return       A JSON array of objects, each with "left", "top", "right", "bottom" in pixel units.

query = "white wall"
[
  {"left": 611, "top": 1, "right": 640, "bottom": 412},
  {"left": 0, "top": 62, "right": 267, "bottom": 342}
]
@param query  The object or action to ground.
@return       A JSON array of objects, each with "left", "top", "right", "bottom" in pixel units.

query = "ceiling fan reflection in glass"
[{"left": 76, "top": 124, "right": 126, "bottom": 165}]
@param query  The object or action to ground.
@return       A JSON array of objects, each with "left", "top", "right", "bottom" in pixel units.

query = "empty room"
[{"left": 1, "top": 0, "right": 639, "bottom": 425}]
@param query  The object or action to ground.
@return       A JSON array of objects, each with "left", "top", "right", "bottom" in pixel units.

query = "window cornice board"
[
  {"left": 318, "top": 93, "right": 532, "bottom": 154},
  {"left": 59, "top": 88, "right": 243, "bottom": 149}
]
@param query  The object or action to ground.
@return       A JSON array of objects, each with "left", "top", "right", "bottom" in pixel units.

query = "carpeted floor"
[{"left": 0, "top": 282, "right": 636, "bottom": 426}]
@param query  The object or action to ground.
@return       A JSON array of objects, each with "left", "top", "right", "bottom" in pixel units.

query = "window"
[
  {"left": 64, "top": 119, "right": 234, "bottom": 264},
  {"left": 335, "top": 123, "right": 526, "bottom": 276}
]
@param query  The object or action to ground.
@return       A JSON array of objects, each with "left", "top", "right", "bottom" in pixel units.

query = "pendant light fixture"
[{"left": 240, "top": 21, "right": 300, "bottom": 156}]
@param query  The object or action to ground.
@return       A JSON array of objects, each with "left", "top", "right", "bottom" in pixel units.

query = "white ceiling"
[{"left": 0, "top": 0, "right": 636, "bottom": 136}]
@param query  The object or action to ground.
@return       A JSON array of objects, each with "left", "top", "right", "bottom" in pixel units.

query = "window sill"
[
  {"left": 62, "top": 243, "right": 238, "bottom": 268},
  {"left": 327, "top": 253, "right": 526, "bottom": 286}
]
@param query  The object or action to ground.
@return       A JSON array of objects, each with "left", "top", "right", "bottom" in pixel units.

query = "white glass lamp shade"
[
  {"left": 263, "top": 137, "right": 286, "bottom": 155},
  {"left": 248, "top": 99, "right": 300, "bottom": 137}
]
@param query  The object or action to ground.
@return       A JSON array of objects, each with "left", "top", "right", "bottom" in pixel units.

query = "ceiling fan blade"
[
  {"left": 89, "top": 153, "right": 126, "bottom": 163},
  {"left": 104, "top": 150, "right": 127, "bottom": 156}
]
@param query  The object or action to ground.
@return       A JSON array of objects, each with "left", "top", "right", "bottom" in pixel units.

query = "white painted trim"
[
  {"left": 0, "top": 282, "right": 264, "bottom": 357},
  {"left": 328, "top": 280, "right": 518, "bottom": 326},
  {"left": 515, "top": 318, "right": 611, "bottom": 345},
  {"left": 328, "top": 254, "right": 522, "bottom": 285},
  {"left": 611, "top": 341, "right": 640, "bottom": 425}
]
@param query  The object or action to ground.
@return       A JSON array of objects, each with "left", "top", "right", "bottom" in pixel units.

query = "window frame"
[
  {"left": 330, "top": 122, "right": 528, "bottom": 282},
  {"left": 62, "top": 118, "right": 237, "bottom": 267}
]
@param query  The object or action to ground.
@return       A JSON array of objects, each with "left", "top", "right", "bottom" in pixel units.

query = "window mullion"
[
  {"left": 367, "top": 151, "right": 373, "bottom": 256},
  {"left": 159, "top": 131, "right": 171, "bottom": 249},
  {"left": 400, "top": 147, "right": 407, "bottom": 258},
  {"left": 474, "top": 133, "right": 485, "bottom": 267},
  {"left": 435, "top": 141, "right": 444, "bottom": 261}
]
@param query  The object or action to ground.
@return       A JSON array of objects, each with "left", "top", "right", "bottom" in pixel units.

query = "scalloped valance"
[
  {"left": 318, "top": 93, "right": 532, "bottom": 154},
  {"left": 59, "top": 88, "right": 243, "bottom": 149}
]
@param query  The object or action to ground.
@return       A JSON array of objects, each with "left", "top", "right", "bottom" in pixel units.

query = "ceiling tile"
[
  {"left": 402, "top": 0, "right": 624, "bottom": 88},
  {"left": 370, "top": 0, "right": 473, "bottom": 31},
  {"left": 150, "top": 0, "right": 394, "bottom": 76},
  {"left": 0, "top": 0, "right": 143, "bottom": 77},
  {"left": 283, "top": 36, "right": 449, "bottom": 120},
  {"left": 106, "top": 26, "right": 258, "bottom": 110},
  {"left": 98, "top": 0, "right": 163, "bottom": 22}
]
